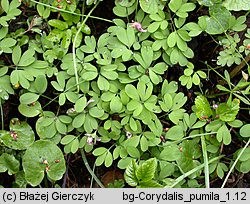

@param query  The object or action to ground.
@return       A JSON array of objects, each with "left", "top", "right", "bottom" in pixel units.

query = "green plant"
[
  {"left": 179, "top": 62, "right": 207, "bottom": 89},
  {"left": 125, "top": 158, "right": 163, "bottom": 187},
  {"left": 194, "top": 95, "right": 241, "bottom": 145},
  {"left": 107, "top": 179, "right": 125, "bottom": 188},
  {"left": 223, "top": 0, "right": 250, "bottom": 11},
  {"left": 0, "top": 118, "right": 65, "bottom": 186},
  {"left": 22, "top": 140, "right": 66, "bottom": 186},
  {"left": 0, "top": 0, "right": 21, "bottom": 27},
  {"left": 217, "top": 34, "right": 242, "bottom": 67},
  {"left": 0, "top": 67, "right": 14, "bottom": 100},
  {"left": 234, "top": 147, "right": 250, "bottom": 174},
  {"left": 216, "top": 70, "right": 250, "bottom": 105},
  {"left": 0, "top": 0, "right": 250, "bottom": 188},
  {"left": 233, "top": 125, "right": 250, "bottom": 173}
]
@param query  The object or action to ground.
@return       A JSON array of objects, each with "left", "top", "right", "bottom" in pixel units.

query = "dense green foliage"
[{"left": 0, "top": 0, "right": 250, "bottom": 188}]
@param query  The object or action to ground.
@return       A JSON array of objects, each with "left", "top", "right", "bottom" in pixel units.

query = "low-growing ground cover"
[{"left": 0, "top": 0, "right": 250, "bottom": 188}]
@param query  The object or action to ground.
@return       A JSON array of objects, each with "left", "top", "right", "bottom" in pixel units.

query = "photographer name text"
[{"left": 0, "top": 191, "right": 94, "bottom": 202}]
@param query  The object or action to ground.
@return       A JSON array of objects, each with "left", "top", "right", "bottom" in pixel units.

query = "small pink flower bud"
[
  {"left": 212, "top": 104, "right": 219, "bottom": 109},
  {"left": 130, "top": 21, "right": 147, "bottom": 33},
  {"left": 87, "top": 136, "right": 93, "bottom": 145}
]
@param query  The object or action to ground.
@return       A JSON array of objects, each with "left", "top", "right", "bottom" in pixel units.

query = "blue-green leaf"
[
  {"left": 223, "top": 0, "right": 250, "bottom": 11},
  {"left": 140, "top": 0, "right": 160, "bottom": 14}
]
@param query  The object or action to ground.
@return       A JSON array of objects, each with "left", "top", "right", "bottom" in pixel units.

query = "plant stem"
[
  {"left": 221, "top": 138, "right": 250, "bottom": 188},
  {"left": 168, "top": 155, "right": 223, "bottom": 188},
  {"left": 90, "top": 163, "right": 96, "bottom": 188},
  {"left": 200, "top": 129, "right": 210, "bottom": 188},
  {"left": 73, "top": 1, "right": 100, "bottom": 93},
  {"left": 40, "top": 94, "right": 55, "bottom": 101},
  {"left": 42, "top": 96, "right": 59, "bottom": 109},
  {"left": 81, "top": 0, "right": 86, "bottom": 21},
  {"left": 56, "top": 106, "right": 60, "bottom": 117},
  {"left": 209, "top": 65, "right": 250, "bottom": 104},
  {"left": 80, "top": 148, "right": 105, "bottom": 188},
  {"left": 0, "top": 100, "right": 4, "bottom": 130},
  {"left": 42, "top": 79, "right": 85, "bottom": 109},
  {"left": 30, "top": 0, "right": 113, "bottom": 23},
  {"left": 245, "top": 10, "right": 250, "bottom": 17},
  {"left": 159, "top": 132, "right": 217, "bottom": 146},
  {"left": 240, "top": 107, "right": 250, "bottom": 110},
  {"left": 217, "top": 53, "right": 250, "bottom": 85}
]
